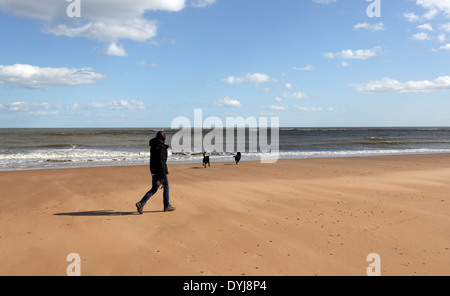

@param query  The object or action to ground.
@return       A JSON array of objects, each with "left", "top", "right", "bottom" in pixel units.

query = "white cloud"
[
  {"left": 214, "top": 97, "right": 242, "bottom": 107},
  {"left": 0, "top": 64, "right": 105, "bottom": 89},
  {"left": 417, "top": 23, "right": 434, "bottom": 31},
  {"left": 0, "top": 0, "right": 214, "bottom": 55},
  {"left": 261, "top": 104, "right": 338, "bottom": 112},
  {"left": 292, "top": 65, "right": 314, "bottom": 71},
  {"left": 222, "top": 73, "right": 277, "bottom": 85},
  {"left": 404, "top": 12, "right": 421, "bottom": 22},
  {"left": 354, "top": 22, "right": 385, "bottom": 32},
  {"left": 291, "top": 92, "right": 310, "bottom": 100},
  {"left": 66, "top": 103, "right": 80, "bottom": 111},
  {"left": 355, "top": 76, "right": 450, "bottom": 94},
  {"left": 2, "top": 102, "right": 59, "bottom": 116},
  {"left": 0, "top": 0, "right": 186, "bottom": 21},
  {"left": 45, "top": 18, "right": 158, "bottom": 44},
  {"left": 263, "top": 105, "right": 289, "bottom": 111},
  {"left": 441, "top": 23, "right": 450, "bottom": 32},
  {"left": 90, "top": 100, "right": 146, "bottom": 110},
  {"left": 424, "top": 8, "right": 439, "bottom": 20},
  {"left": 137, "top": 60, "right": 158, "bottom": 67},
  {"left": 294, "top": 106, "right": 324, "bottom": 112},
  {"left": 190, "top": 0, "right": 216, "bottom": 8},
  {"left": 416, "top": 0, "right": 450, "bottom": 19},
  {"left": 148, "top": 39, "right": 177, "bottom": 46},
  {"left": 278, "top": 91, "right": 310, "bottom": 100},
  {"left": 324, "top": 46, "right": 381, "bottom": 60},
  {"left": 404, "top": 1, "right": 450, "bottom": 24},
  {"left": 412, "top": 32, "right": 431, "bottom": 40},
  {"left": 261, "top": 105, "right": 332, "bottom": 112},
  {"left": 440, "top": 43, "right": 450, "bottom": 50},
  {"left": 0, "top": 100, "right": 147, "bottom": 115},
  {"left": 104, "top": 42, "right": 128, "bottom": 57}
]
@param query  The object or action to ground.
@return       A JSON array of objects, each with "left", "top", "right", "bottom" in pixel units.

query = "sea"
[{"left": 1, "top": 127, "right": 450, "bottom": 171}]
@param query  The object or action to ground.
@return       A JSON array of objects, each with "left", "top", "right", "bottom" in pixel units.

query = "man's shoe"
[
  {"left": 164, "top": 205, "right": 176, "bottom": 212},
  {"left": 136, "top": 202, "right": 143, "bottom": 215}
]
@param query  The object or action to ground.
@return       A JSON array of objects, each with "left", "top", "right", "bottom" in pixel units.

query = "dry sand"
[{"left": 1, "top": 154, "right": 450, "bottom": 276}]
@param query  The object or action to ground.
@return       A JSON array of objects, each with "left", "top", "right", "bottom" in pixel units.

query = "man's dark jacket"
[{"left": 149, "top": 138, "right": 169, "bottom": 175}]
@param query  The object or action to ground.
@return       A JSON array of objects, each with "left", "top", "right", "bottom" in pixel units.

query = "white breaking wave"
[
  {"left": 2, "top": 147, "right": 450, "bottom": 171},
  {"left": 0, "top": 148, "right": 150, "bottom": 170}
]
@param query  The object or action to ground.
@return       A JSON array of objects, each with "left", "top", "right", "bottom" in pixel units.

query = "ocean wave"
[
  {"left": 2, "top": 147, "right": 450, "bottom": 169},
  {"left": 2, "top": 130, "right": 450, "bottom": 171},
  {"left": 0, "top": 148, "right": 150, "bottom": 170}
]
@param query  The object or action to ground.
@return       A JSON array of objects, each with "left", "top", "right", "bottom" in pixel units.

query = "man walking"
[{"left": 136, "top": 131, "right": 176, "bottom": 214}]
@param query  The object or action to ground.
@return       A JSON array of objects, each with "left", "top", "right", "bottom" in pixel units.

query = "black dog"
[
  {"left": 235, "top": 152, "right": 241, "bottom": 165},
  {"left": 203, "top": 152, "right": 210, "bottom": 168}
]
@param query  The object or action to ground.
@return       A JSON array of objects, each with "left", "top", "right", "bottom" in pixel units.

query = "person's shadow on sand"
[{"left": 54, "top": 210, "right": 163, "bottom": 216}]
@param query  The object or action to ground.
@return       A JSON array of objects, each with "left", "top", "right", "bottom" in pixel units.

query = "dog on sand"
[{"left": 203, "top": 152, "right": 210, "bottom": 168}]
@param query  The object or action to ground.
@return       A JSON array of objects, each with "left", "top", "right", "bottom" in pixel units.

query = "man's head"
[{"left": 156, "top": 131, "right": 166, "bottom": 143}]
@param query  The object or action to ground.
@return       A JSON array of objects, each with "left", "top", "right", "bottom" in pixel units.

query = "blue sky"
[{"left": 1, "top": 0, "right": 450, "bottom": 128}]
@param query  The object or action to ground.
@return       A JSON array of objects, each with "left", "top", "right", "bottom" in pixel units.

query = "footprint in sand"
[{"left": 186, "top": 254, "right": 196, "bottom": 263}]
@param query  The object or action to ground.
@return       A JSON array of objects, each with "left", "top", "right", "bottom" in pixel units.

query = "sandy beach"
[{"left": 1, "top": 154, "right": 450, "bottom": 276}]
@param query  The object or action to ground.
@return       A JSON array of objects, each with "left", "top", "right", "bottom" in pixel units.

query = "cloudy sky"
[{"left": 1, "top": 0, "right": 450, "bottom": 127}]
